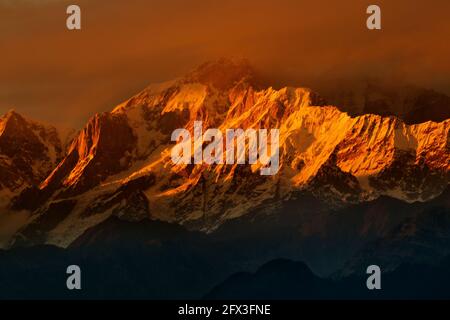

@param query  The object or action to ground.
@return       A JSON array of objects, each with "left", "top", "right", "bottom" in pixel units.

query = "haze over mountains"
[
  {"left": 322, "top": 79, "right": 450, "bottom": 124},
  {"left": 0, "top": 59, "right": 448, "bottom": 249}
]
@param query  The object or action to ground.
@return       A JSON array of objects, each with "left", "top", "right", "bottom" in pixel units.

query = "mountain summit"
[
  {"left": 4, "top": 60, "right": 449, "bottom": 247},
  {"left": 183, "top": 58, "right": 259, "bottom": 90},
  {"left": 0, "top": 110, "right": 72, "bottom": 208}
]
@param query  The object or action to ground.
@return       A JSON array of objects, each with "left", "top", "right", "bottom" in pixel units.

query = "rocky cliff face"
[
  {"left": 5, "top": 59, "right": 450, "bottom": 247},
  {"left": 0, "top": 110, "right": 72, "bottom": 208}
]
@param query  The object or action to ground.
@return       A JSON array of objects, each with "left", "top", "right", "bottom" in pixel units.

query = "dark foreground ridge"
[
  {"left": 2, "top": 240, "right": 450, "bottom": 299},
  {"left": 1, "top": 185, "right": 450, "bottom": 300}
]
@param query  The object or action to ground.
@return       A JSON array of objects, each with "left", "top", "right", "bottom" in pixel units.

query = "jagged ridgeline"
[{"left": 0, "top": 58, "right": 448, "bottom": 248}]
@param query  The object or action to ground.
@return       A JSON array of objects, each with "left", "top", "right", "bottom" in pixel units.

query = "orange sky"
[{"left": 1, "top": 0, "right": 449, "bottom": 128}]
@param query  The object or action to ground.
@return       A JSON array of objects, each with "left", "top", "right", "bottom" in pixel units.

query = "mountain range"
[
  {"left": 0, "top": 59, "right": 449, "bottom": 298},
  {"left": 1, "top": 58, "right": 447, "bottom": 248}
]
